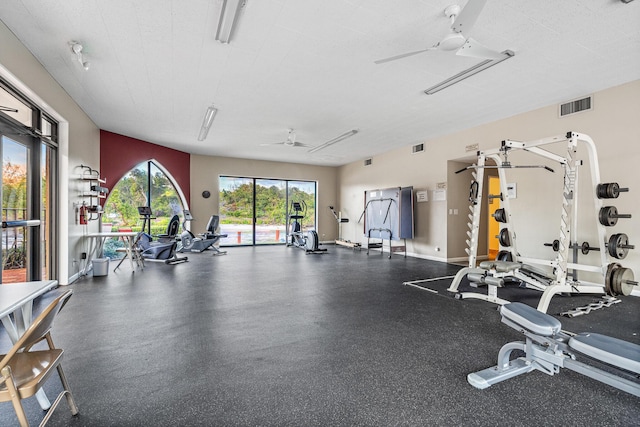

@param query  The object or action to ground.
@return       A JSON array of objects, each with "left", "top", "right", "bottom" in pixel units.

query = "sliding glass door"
[
  {"left": 219, "top": 176, "right": 316, "bottom": 247},
  {"left": 255, "top": 179, "right": 286, "bottom": 245},
  {"left": 219, "top": 177, "right": 255, "bottom": 245}
]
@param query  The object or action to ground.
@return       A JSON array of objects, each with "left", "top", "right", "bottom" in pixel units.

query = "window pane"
[
  {"left": 1, "top": 137, "right": 29, "bottom": 282},
  {"left": 0, "top": 86, "right": 32, "bottom": 127},
  {"left": 255, "top": 179, "right": 286, "bottom": 244},
  {"left": 103, "top": 163, "right": 148, "bottom": 232},
  {"left": 149, "top": 162, "right": 183, "bottom": 234},
  {"left": 219, "top": 177, "right": 254, "bottom": 246},
  {"left": 288, "top": 181, "right": 316, "bottom": 232}
]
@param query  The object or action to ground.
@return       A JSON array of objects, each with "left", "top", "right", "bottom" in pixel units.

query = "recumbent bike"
[
  {"left": 135, "top": 206, "right": 188, "bottom": 264},
  {"left": 177, "top": 210, "right": 227, "bottom": 255}
]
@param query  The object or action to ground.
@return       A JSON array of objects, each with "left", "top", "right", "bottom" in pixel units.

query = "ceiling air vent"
[
  {"left": 559, "top": 96, "right": 592, "bottom": 117},
  {"left": 412, "top": 143, "right": 424, "bottom": 154},
  {"left": 364, "top": 158, "right": 372, "bottom": 166}
]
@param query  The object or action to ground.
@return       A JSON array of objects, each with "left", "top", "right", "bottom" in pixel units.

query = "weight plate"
[
  {"left": 581, "top": 241, "right": 590, "bottom": 255},
  {"left": 498, "top": 228, "right": 511, "bottom": 247},
  {"left": 604, "top": 262, "right": 621, "bottom": 296},
  {"left": 599, "top": 206, "right": 618, "bottom": 227},
  {"left": 609, "top": 183, "right": 620, "bottom": 198},
  {"left": 611, "top": 267, "right": 634, "bottom": 297},
  {"left": 608, "top": 233, "right": 629, "bottom": 260},
  {"left": 496, "top": 250, "right": 513, "bottom": 262},
  {"left": 493, "top": 208, "right": 507, "bottom": 223},
  {"left": 597, "top": 183, "right": 621, "bottom": 199}
]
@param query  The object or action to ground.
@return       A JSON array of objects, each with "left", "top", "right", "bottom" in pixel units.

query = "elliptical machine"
[
  {"left": 287, "top": 201, "right": 326, "bottom": 254},
  {"left": 177, "top": 210, "right": 228, "bottom": 255},
  {"left": 135, "top": 206, "right": 188, "bottom": 264}
]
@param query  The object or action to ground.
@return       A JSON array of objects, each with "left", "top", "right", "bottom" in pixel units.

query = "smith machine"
[{"left": 448, "top": 132, "right": 636, "bottom": 313}]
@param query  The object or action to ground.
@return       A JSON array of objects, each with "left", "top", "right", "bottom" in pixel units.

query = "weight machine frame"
[{"left": 448, "top": 131, "right": 629, "bottom": 312}]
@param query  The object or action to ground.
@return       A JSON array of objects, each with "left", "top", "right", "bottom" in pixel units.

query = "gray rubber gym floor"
[{"left": 1, "top": 245, "right": 639, "bottom": 426}]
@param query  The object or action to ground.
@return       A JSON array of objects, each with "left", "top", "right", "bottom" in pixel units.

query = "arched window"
[{"left": 102, "top": 160, "right": 186, "bottom": 254}]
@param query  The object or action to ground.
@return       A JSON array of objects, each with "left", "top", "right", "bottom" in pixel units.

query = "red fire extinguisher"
[{"left": 79, "top": 205, "right": 88, "bottom": 225}]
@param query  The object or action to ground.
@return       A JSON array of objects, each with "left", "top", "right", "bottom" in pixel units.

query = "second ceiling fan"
[{"left": 375, "top": 0, "right": 503, "bottom": 64}]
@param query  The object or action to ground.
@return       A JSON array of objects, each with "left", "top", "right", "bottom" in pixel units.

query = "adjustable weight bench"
[{"left": 468, "top": 302, "right": 640, "bottom": 397}]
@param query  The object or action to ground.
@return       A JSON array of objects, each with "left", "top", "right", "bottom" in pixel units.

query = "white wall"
[
  {"left": 339, "top": 81, "right": 640, "bottom": 280},
  {"left": 0, "top": 21, "right": 100, "bottom": 284}
]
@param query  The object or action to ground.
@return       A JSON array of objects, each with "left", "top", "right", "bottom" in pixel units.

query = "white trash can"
[{"left": 92, "top": 258, "right": 110, "bottom": 276}]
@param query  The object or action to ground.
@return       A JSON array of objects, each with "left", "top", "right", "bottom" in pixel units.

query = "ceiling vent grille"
[
  {"left": 364, "top": 158, "right": 372, "bottom": 166},
  {"left": 559, "top": 96, "right": 592, "bottom": 117},
  {"left": 412, "top": 143, "right": 424, "bottom": 154}
]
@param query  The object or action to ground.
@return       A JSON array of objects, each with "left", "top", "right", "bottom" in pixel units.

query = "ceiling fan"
[
  {"left": 375, "top": 0, "right": 503, "bottom": 64},
  {"left": 260, "top": 129, "right": 312, "bottom": 148}
]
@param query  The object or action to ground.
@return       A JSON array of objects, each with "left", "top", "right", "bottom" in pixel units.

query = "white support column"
[{"left": 465, "top": 154, "right": 486, "bottom": 268}]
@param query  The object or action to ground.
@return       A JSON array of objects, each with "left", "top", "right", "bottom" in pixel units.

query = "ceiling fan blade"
[
  {"left": 374, "top": 47, "right": 434, "bottom": 64},
  {"left": 451, "top": 0, "right": 488, "bottom": 34},
  {"left": 456, "top": 37, "right": 504, "bottom": 60}
]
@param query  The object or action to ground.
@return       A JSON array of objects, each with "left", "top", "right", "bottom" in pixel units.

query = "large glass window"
[
  {"left": 102, "top": 160, "right": 185, "bottom": 257},
  {"left": 219, "top": 176, "right": 316, "bottom": 246}
]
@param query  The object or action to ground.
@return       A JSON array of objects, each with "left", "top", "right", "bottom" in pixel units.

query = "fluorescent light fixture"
[
  {"left": 198, "top": 105, "right": 218, "bottom": 141},
  {"left": 308, "top": 129, "right": 359, "bottom": 154},
  {"left": 215, "top": 0, "right": 246, "bottom": 44},
  {"left": 424, "top": 50, "right": 515, "bottom": 95}
]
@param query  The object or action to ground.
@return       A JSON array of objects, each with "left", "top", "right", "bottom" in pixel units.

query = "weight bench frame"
[
  {"left": 447, "top": 260, "right": 607, "bottom": 313},
  {"left": 467, "top": 302, "right": 640, "bottom": 397}
]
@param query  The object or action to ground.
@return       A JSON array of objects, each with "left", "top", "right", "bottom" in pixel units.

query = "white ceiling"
[{"left": 1, "top": 0, "right": 639, "bottom": 166}]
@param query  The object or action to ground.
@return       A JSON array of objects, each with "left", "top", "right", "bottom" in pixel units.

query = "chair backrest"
[
  {"left": 0, "top": 289, "right": 73, "bottom": 371},
  {"left": 166, "top": 215, "right": 180, "bottom": 237},
  {"left": 205, "top": 215, "right": 221, "bottom": 233}
]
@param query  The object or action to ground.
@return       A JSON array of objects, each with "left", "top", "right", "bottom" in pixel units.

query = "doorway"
[{"left": 1, "top": 135, "right": 52, "bottom": 283}]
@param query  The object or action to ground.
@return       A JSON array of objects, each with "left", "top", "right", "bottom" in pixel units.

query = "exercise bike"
[
  {"left": 177, "top": 210, "right": 228, "bottom": 255},
  {"left": 287, "top": 201, "right": 326, "bottom": 254},
  {"left": 135, "top": 206, "right": 188, "bottom": 264}
]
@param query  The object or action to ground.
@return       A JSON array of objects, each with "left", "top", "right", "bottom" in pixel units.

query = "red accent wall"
[{"left": 100, "top": 130, "right": 190, "bottom": 205}]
